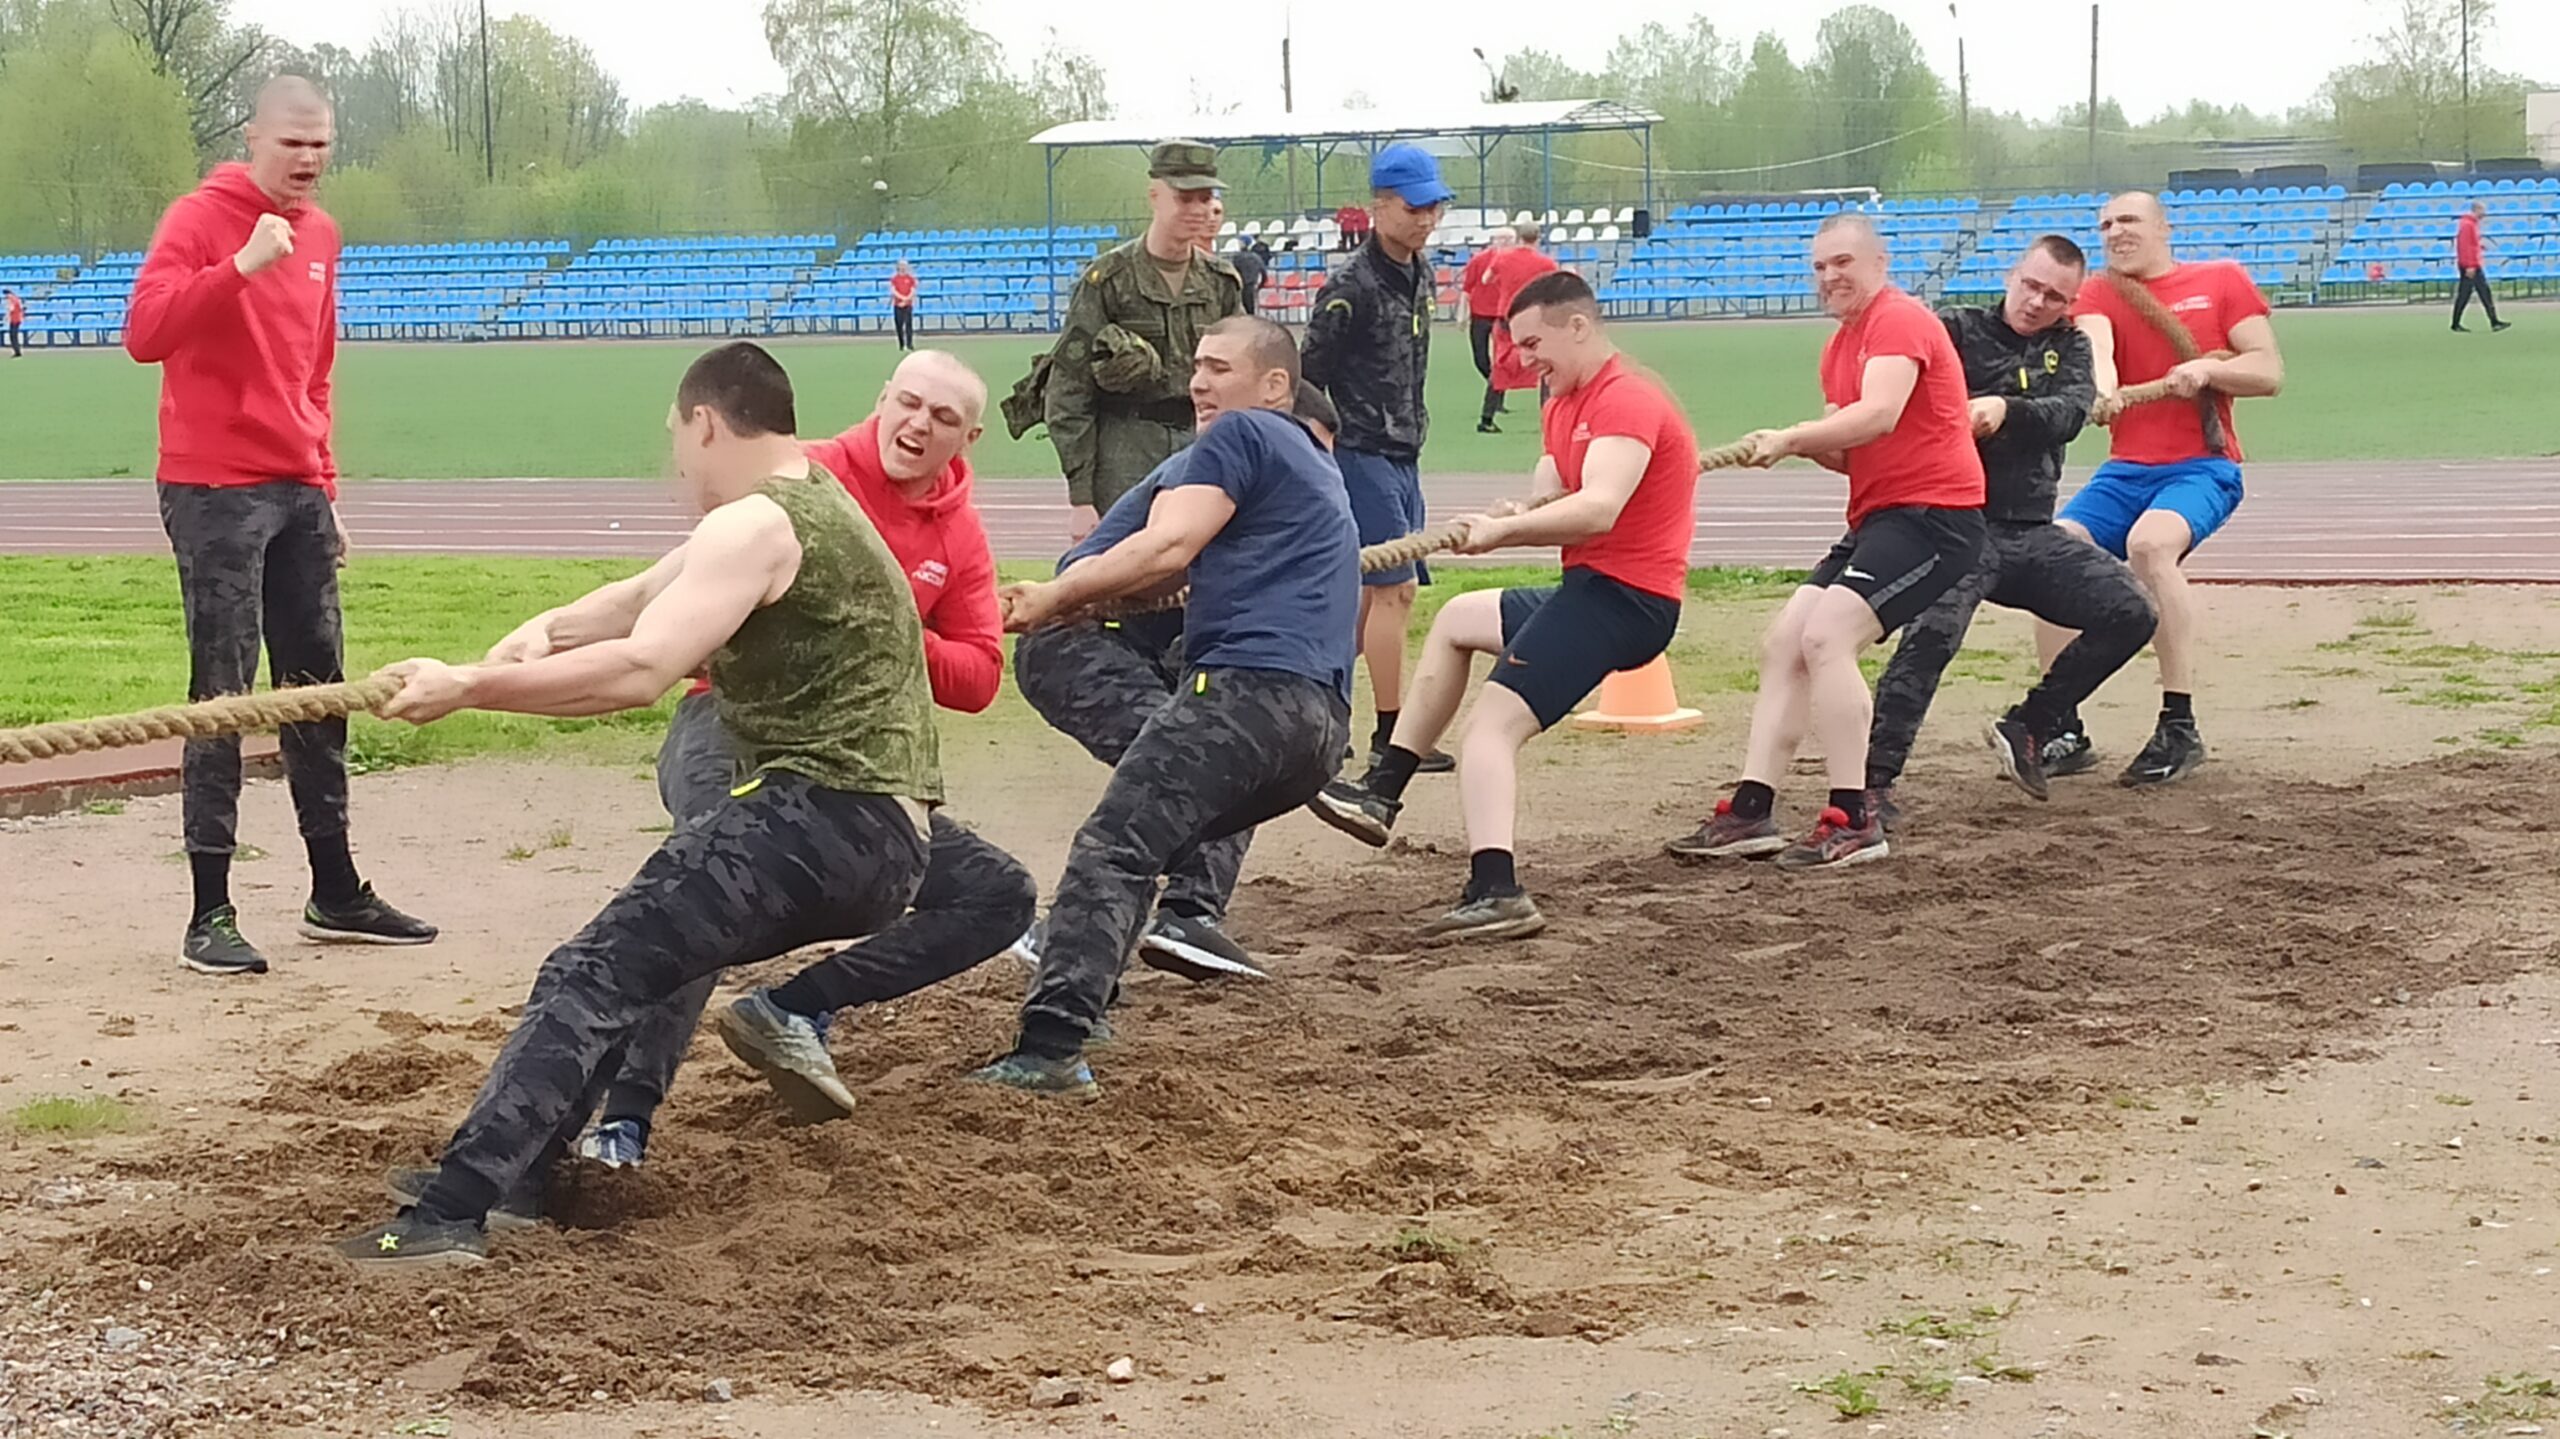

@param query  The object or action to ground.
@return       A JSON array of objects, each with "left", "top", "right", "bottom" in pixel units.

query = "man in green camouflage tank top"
[{"left": 334, "top": 344, "right": 943, "bottom": 1268}]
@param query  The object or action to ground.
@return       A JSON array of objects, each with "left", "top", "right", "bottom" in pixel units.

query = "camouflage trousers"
[
  {"left": 1013, "top": 617, "right": 1248, "bottom": 923},
  {"left": 597, "top": 691, "right": 1034, "bottom": 1127},
  {"left": 158, "top": 481, "right": 349, "bottom": 856},
  {"left": 414, "top": 771, "right": 928, "bottom": 1224},
  {"left": 1866, "top": 520, "right": 2159, "bottom": 790},
  {"left": 1019, "top": 667, "right": 1349, "bottom": 1057}
]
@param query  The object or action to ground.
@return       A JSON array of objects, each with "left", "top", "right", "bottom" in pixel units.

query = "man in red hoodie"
[
  {"left": 559, "top": 349, "right": 1034, "bottom": 1165},
  {"left": 126, "top": 76, "right": 435, "bottom": 978}
]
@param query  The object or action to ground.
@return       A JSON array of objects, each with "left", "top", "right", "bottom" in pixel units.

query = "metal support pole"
[
  {"left": 2461, "top": 0, "right": 2473, "bottom": 173},
  {"left": 1641, "top": 124, "right": 1654, "bottom": 231},
  {"left": 1541, "top": 127, "right": 1553, "bottom": 216},
  {"left": 478, "top": 0, "right": 495, "bottom": 183},
  {"left": 1043, "top": 146, "right": 1058, "bottom": 329},
  {"left": 2087, "top": 5, "right": 2100, "bottom": 190}
]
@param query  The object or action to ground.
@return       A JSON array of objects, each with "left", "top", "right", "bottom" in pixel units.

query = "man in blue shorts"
[
  {"left": 2046, "top": 192, "right": 2285, "bottom": 787},
  {"left": 1303, "top": 142, "right": 1452, "bottom": 774}
]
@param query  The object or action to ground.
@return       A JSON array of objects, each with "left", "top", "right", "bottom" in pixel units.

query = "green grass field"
[
  {"left": 0, "top": 554, "right": 1799, "bottom": 762},
  {"left": 3, "top": 305, "right": 2552, "bottom": 481}
]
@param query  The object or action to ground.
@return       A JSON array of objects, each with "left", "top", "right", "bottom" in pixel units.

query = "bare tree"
[{"left": 108, "top": 0, "right": 272, "bottom": 150}]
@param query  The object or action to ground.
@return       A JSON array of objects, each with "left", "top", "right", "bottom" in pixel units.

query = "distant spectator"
[
  {"left": 1335, "top": 201, "right": 1371, "bottom": 252},
  {"left": 124, "top": 75, "right": 436, "bottom": 976},
  {"left": 1459, "top": 230, "right": 1514, "bottom": 419},
  {"left": 2451, "top": 201, "right": 2511, "bottom": 333},
  {"left": 1480, "top": 221, "right": 1560, "bottom": 432},
  {"left": 1204, "top": 195, "right": 1226, "bottom": 255},
  {"left": 890, "top": 260, "right": 918, "bottom": 351},
  {"left": 1230, "top": 236, "right": 1269, "bottom": 314},
  {"left": 4, "top": 287, "right": 21, "bottom": 357}
]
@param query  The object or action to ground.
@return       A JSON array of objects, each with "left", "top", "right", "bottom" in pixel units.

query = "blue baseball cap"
[{"left": 1370, "top": 143, "right": 1455, "bottom": 208}]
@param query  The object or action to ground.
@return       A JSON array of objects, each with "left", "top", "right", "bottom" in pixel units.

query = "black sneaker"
[
  {"left": 384, "top": 1167, "right": 543, "bottom": 1231},
  {"left": 300, "top": 884, "right": 438, "bottom": 946},
  {"left": 1475, "top": 420, "right": 1501, "bottom": 434},
  {"left": 1308, "top": 778, "right": 1400, "bottom": 848},
  {"left": 2120, "top": 717, "right": 2206, "bottom": 788},
  {"left": 333, "top": 1211, "right": 488, "bottom": 1268},
  {"left": 1985, "top": 715, "right": 2051, "bottom": 801},
  {"left": 1138, "top": 913, "right": 1268, "bottom": 980},
  {"left": 2492, "top": 320, "right": 2513, "bottom": 333},
  {"left": 1418, "top": 889, "right": 1546, "bottom": 942},
  {"left": 2041, "top": 731, "right": 2098, "bottom": 779},
  {"left": 181, "top": 906, "right": 269, "bottom": 976},
  {"left": 1867, "top": 785, "right": 1904, "bottom": 835}
]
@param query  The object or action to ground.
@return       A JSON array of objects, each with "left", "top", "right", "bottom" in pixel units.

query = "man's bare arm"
[
  {"left": 486, "top": 546, "right": 692, "bottom": 662},
  {"left": 1001, "top": 486, "right": 1236, "bottom": 630},
  {"left": 1458, "top": 439, "right": 1650, "bottom": 550}
]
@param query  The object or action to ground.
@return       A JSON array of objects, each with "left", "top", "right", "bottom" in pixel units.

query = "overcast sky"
[{"left": 230, "top": 0, "right": 2556, "bottom": 140}]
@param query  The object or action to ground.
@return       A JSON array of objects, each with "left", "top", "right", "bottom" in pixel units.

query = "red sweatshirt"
[
  {"left": 805, "top": 419, "right": 1002, "bottom": 713},
  {"left": 126, "top": 163, "right": 340, "bottom": 495}
]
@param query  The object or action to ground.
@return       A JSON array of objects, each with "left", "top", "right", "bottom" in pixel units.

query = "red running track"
[{"left": 5, "top": 459, "right": 2557, "bottom": 581}]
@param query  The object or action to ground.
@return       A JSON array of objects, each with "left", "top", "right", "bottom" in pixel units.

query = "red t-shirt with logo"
[
  {"left": 2455, "top": 213, "right": 2483, "bottom": 269},
  {"left": 889, "top": 272, "right": 917, "bottom": 306},
  {"left": 2070, "top": 260, "right": 2272, "bottom": 465},
  {"left": 1818, "top": 286, "right": 1984, "bottom": 527},
  {"left": 1541, "top": 355, "right": 1700, "bottom": 600}
]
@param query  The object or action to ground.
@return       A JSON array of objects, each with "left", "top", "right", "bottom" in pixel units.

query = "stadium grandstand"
[{"left": 3, "top": 177, "right": 2554, "bottom": 347}]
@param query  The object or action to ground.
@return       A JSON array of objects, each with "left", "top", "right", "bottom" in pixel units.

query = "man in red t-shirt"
[
  {"left": 1477, "top": 222, "right": 1560, "bottom": 433},
  {"left": 888, "top": 259, "right": 918, "bottom": 351},
  {"left": 2451, "top": 201, "right": 2510, "bottom": 333},
  {"left": 1460, "top": 229, "right": 1513, "bottom": 427},
  {"left": 546, "top": 349, "right": 1035, "bottom": 1168},
  {"left": 1668, "top": 211, "right": 1985, "bottom": 870},
  {"left": 4, "top": 287, "right": 22, "bottom": 357},
  {"left": 2045, "top": 191, "right": 2284, "bottom": 787},
  {"left": 1334, "top": 202, "right": 1371, "bottom": 252},
  {"left": 1312, "top": 271, "right": 1697, "bottom": 939}
]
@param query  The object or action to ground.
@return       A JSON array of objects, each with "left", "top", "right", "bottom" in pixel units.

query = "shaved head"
[
  {"left": 2098, "top": 191, "right": 2174, "bottom": 278},
  {"left": 253, "top": 75, "right": 331, "bottom": 124},
  {"left": 874, "top": 348, "right": 987, "bottom": 484},
  {"left": 1810, "top": 211, "right": 1890, "bottom": 318},
  {"left": 244, "top": 75, "right": 333, "bottom": 207},
  {"left": 896, "top": 348, "right": 986, "bottom": 426}
]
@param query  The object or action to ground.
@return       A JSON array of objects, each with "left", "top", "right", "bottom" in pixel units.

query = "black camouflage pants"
[
  {"left": 1019, "top": 667, "right": 1349, "bottom": 1056},
  {"left": 415, "top": 773, "right": 928, "bottom": 1224},
  {"left": 1013, "top": 617, "right": 1249, "bottom": 922},
  {"left": 594, "top": 691, "right": 1034, "bottom": 1126},
  {"left": 157, "top": 481, "right": 349, "bottom": 857},
  {"left": 1866, "top": 520, "right": 2159, "bottom": 790}
]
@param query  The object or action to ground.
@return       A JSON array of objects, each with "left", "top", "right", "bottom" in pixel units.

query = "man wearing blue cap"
[{"left": 1302, "top": 142, "right": 1454, "bottom": 772}]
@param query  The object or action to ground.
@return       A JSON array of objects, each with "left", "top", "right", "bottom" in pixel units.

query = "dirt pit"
[{"left": 3, "top": 584, "right": 2558, "bottom": 1439}]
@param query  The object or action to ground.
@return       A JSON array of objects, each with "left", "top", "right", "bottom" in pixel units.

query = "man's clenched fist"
[{"left": 234, "top": 214, "right": 296, "bottom": 277}]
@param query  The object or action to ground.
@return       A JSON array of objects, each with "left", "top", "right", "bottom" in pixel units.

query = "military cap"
[{"left": 1148, "top": 140, "right": 1223, "bottom": 192}]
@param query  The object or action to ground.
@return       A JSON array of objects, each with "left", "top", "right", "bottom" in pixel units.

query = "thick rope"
[
  {"left": 0, "top": 677, "right": 405, "bottom": 766},
  {"left": 2110, "top": 349, "right": 2236, "bottom": 411},
  {"left": 1070, "top": 435, "right": 1764, "bottom": 625}
]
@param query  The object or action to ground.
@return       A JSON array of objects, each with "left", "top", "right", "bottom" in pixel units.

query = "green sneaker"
[
  {"left": 1418, "top": 889, "right": 1547, "bottom": 942},
  {"left": 715, "top": 989, "right": 858, "bottom": 1124},
  {"left": 181, "top": 906, "right": 268, "bottom": 976},
  {"left": 966, "top": 1051, "right": 1099, "bottom": 1099},
  {"left": 332, "top": 1212, "right": 488, "bottom": 1268}
]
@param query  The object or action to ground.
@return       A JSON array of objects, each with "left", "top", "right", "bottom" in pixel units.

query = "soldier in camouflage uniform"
[
  {"left": 977, "top": 319, "right": 1357, "bottom": 1098},
  {"left": 1011, "top": 381, "right": 1343, "bottom": 979},
  {"left": 1043, "top": 140, "right": 1246, "bottom": 540},
  {"left": 1302, "top": 142, "right": 1453, "bottom": 770},
  {"left": 335, "top": 344, "right": 940, "bottom": 1267}
]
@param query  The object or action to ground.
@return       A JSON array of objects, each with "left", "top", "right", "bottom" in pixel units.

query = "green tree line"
[{"left": 0, "top": 0, "right": 2545, "bottom": 257}]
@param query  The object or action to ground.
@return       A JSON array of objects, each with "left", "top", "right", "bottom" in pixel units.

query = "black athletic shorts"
[
  {"left": 1807, "top": 505, "right": 1988, "bottom": 636},
  {"left": 1490, "top": 567, "right": 1684, "bottom": 730}
]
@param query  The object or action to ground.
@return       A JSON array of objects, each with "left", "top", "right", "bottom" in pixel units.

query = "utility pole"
[
  {"left": 2087, "top": 4, "right": 2100, "bottom": 190},
  {"left": 1950, "top": 4, "right": 1969, "bottom": 183},
  {"left": 478, "top": 0, "right": 495, "bottom": 182},
  {"left": 1282, "top": 5, "right": 1299, "bottom": 214},
  {"left": 2460, "top": 0, "right": 2474, "bottom": 173}
]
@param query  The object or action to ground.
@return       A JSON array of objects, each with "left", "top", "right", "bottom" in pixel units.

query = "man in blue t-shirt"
[
  {"left": 981, "top": 316, "right": 1358, "bottom": 1096},
  {"left": 1010, "top": 384, "right": 1340, "bottom": 984}
]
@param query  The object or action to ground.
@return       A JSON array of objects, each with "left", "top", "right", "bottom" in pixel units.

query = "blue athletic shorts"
[
  {"left": 1337, "top": 447, "right": 1430, "bottom": 588},
  {"left": 2057, "top": 457, "right": 2245, "bottom": 559},
  {"left": 1490, "top": 568, "right": 1683, "bottom": 730}
]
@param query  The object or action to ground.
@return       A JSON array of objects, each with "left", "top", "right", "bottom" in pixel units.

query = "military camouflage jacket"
[
  {"left": 1042, "top": 237, "right": 1245, "bottom": 504},
  {"left": 1300, "top": 238, "right": 1434, "bottom": 459}
]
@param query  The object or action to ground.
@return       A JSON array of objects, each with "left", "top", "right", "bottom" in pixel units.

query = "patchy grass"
[
  {"left": 79, "top": 799, "right": 126, "bottom": 816},
  {"left": 2456, "top": 1373, "right": 2557, "bottom": 1427},
  {"left": 1792, "top": 1370, "right": 1883, "bottom": 1418},
  {"left": 9, "top": 1095, "right": 141, "bottom": 1137},
  {"left": 1382, "top": 1225, "right": 1471, "bottom": 1266}
]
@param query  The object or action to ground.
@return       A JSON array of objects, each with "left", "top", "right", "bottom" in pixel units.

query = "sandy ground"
[{"left": 2, "top": 584, "right": 2556, "bottom": 1439}]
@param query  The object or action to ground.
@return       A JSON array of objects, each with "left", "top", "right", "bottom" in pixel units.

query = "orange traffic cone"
[{"left": 1570, "top": 654, "right": 1704, "bottom": 733}]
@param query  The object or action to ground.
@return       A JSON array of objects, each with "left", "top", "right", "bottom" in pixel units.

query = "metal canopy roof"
[{"left": 1029, "top": 100, "right": 1660, "bottom": 151}]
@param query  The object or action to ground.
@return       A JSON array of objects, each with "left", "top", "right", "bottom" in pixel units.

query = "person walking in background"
[
  {"left": 889, "top": 260, "right": 918, "bottom": 351},
  {"left": 4, "top": 287, "right": 22, "bottom": 357},
  {"left": 1335, "top": 201, "right": 1371, "bottom": 253},
  {"left": 125, "top": 76, "right": 436, "bottom": 977},
  {"left": 1481, "top": 221, "right": 1559, "bottom": 432},
  {"left": 1460, "top": 229, "right": 1513, "bottom": 432},
  {"left": 1230, "top": 236, "right": 1268, "bottom": 315},
  {"left": 2451, "top": 201, "right": 2511, "bottom": 333}
]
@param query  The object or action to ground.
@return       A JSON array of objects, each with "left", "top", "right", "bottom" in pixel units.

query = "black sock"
[
  {"left": 189, "top": 852, "right": 231, "bottom": 922},
  {"left": 1467, "top": 848, "right": 1518, "bottom": 898},
  {"left": 2056, "top": 706, "right": 2085, "bottom": 738},
  {"left": 2161, "top": 691, "right": 2194, "bottom": 723},
  {"left": 306, "top": 833, "right": 361, "bottom": 907},
  {"left": 1369, "top": 744, "right": 1423, "bottom": 801},
  {"left": 1371, "top": 709, "right": 1399, "bottom": 754},
  {"left": 1729, "top": 780, "right": 1775, "bottom": 822},
  {"left": 1830, "top": 788, "right": 1870, "bottom": 828}
]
